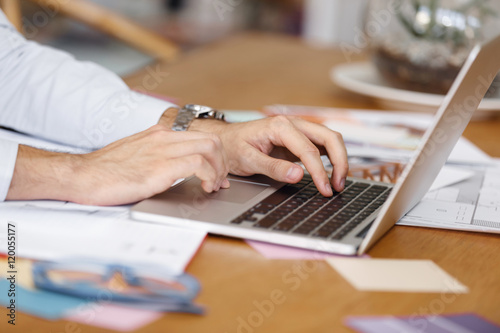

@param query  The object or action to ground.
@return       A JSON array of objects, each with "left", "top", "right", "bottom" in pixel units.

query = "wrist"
[
  {"left": 189, "top": 118, "right": 228, "bottom": 136},
  {"left": 158, "top": 106, "right": 228, "bottom": 135},
  {"left": 157, "top": 107, "right": 180, "bottom": 128}
]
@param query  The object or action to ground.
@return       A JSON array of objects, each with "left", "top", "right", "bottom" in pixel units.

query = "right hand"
[{"left": 74, "top": 124, "right": 230, "bottom": 206}]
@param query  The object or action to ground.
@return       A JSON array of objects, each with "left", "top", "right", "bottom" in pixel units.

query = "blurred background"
[
  {"left": 18, "top": 0, "right": 366, "bottom": 75},
  {"left": 12, "top": 0, "right": 500, "bottom": 102}
]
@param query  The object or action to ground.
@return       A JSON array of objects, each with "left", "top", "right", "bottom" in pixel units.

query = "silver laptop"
[{"left": 131, "top": 35, "right": 500, "bottom": 256}]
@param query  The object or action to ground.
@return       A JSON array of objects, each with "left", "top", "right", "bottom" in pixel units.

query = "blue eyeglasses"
[{"left": 32, "top": 260, "right": 204, "bottom": 314}]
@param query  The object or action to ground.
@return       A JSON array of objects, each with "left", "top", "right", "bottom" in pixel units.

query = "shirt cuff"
[{"left": 0, "top": 139, "right": 19, "bottom": 201}]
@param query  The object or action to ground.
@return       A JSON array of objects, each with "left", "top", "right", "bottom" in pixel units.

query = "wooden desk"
[{"left": 7, "top": 33, "right": 500, "bottom": 333}]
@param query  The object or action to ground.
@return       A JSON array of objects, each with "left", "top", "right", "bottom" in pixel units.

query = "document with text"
[{"left": 398, "top": 164, "right": 500, "bottom": 234}]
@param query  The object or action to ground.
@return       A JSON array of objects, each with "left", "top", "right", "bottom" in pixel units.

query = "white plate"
[{"left": 331, "top": 62, "right": 500, "bottom": 116}]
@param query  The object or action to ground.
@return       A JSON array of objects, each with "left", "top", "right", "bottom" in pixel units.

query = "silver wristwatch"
[{"left": 171, "top": 104, "right": 225, "bottom": 131}]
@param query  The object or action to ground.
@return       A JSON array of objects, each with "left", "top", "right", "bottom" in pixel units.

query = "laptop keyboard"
[{"left": 230, "top": 175, "right": 392, "bottom": 241}]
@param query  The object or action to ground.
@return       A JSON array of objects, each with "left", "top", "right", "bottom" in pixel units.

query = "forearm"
[
  {"left": 5, "top": 108, "right": 228, "bottom": 204},
  {"left": 6, "top": 125, "right": 230, "bottom": 206},
  {"left": 6, "top": 145, "right": 82, "bottom": 202}
]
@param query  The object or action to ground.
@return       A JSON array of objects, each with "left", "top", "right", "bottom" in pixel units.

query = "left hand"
[{"left": 189, "top": 115, "right": 349, "bottom": 196}]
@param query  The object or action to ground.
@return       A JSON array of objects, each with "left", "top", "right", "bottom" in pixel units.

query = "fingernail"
[
  {"left": 286, "top": 166, "right": 301, "bottom": 181},
  {"left": 222, "top": 178, "right": 231, "bottom": 188},
  {"left": 324, "top": 183, "right": 333, "bottom": 196},
  {"left": 339, "top": 178, "right": 345, "bottom": 190}
]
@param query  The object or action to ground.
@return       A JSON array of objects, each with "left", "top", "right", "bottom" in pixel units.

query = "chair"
[
  {"left": 0, "top": 0, "right": 179, "bottom": 62},
  {"left": 0, "top": 0, "right": 22, "bottom": 30}
]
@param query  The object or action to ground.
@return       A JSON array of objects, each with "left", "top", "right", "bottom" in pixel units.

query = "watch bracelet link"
[{"left": 171, "top": 104, "right": 224, "bottom": 131}]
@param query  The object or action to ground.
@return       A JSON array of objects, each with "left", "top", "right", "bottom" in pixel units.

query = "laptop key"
[
  {"left": 273, "top": 222, "right": 296, "bottom": 231},
  {"left": 243, "top": 216, "right": 258, "bottom": 222},
  {"left": 335, "top": 232, "right": 349, "bottom": 239},
  {"left": 349, "top": 217, "right": 366, "bottom": 227},
  {"left": 230, "top": 217, "right": 245, "bottom": 224},
  {"left": 254, "top": 216, "right": 280, "bottom": 228},
  {"left": 244, "top": 178, "right": 391, "bottom": 241},
  {"left": 261, "top": 184, "right": 302, "bottom": 206},
  {"left": 312, "top": 229, "right": 334, "bottom": 238},
  {"left": 253, "top": 203, "right": 276, "bottom": 214},
  {"left": 292, "top": 225, "right": 316, "bottom": 235}
]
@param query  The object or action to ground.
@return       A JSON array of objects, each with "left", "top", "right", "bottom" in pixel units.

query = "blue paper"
[{"left": 0, "top": 279, "right": 89, "bottom": 320}]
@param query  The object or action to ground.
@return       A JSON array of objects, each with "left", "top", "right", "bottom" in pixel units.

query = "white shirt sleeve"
[{"left": 0, "top": 10, "right": 176, "bottom": 200}]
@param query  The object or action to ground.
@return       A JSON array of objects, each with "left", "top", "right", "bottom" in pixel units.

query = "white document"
[
  {"left": 326, "top": 258, "right": 468, "bottom": 293},
  {"left": 0, "top": 205, "right": 206, "bottom": 274},
  {"left": 346, "top": 137, "right": 491, "bottom": 165},
  {"left": 429, "top": 166, "right": 474, "bottom": 192},
  {"left": 0, "top": 128, "right": 204, "bottom": 273},
  {"left": 448, "top": 137, "right": 492, "bottom": 166},
  {"left": 322, "top": 109, "right": 492, "bottom": 165},
  {"left": 398, "top": 164, "right": 500, "bottom": 234}
]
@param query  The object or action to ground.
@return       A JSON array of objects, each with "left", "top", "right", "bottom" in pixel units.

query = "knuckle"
[
  {"left": 209, "top": 133, "right": 222, "bottom": 146},
  {"left": 204, "top": 138, "right": 219, "bottom": 152},
  {"left": 267, "top": 159, "right": 282, "bottom": 175},
  {"left": 329, "top": 130, "right": 344, "bottom": 142},
  {"left": 191, "top": 154, "right": 206, "bottom": 167},
  {"left": 270, "top": 115, "right": 291, "bottom": 127},
  {"left": 199, "top": 133, "right": 222, "bottom": 151},
  {"left": 305, "top": 145, "right": 320, "bottom": 155}
]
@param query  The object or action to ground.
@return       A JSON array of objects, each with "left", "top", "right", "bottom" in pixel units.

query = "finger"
[
  {"left": 245, "top": 149, "right": 304, "bottom": 183},
  {"left": 269, "top": 116, "right": 332, "bottom": 196},
  {"left": 221, "top": 178, "right": 231, "bottom": 189},
  {"left": 161, "top": 139, "right": 229, "bottom": 191},
  {"left": 161, "top": 154, "right": 219, "bottom": 193},
  {"left": 141, "top": 128, "right": 229, "bottom": 190},
  {"left": 289, "top": 118, "right": 349, "bottom": 192}
]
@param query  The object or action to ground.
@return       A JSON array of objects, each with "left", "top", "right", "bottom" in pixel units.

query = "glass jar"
[{"left": 367, "top": 0, "right": 500, "bottom": 94}]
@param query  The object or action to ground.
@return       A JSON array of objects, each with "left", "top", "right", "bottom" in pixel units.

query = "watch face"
[
  {"left": 184, "top": 104, "right": 214, "bottom": 113},
  {"left": 180, "top": 104, "right": 223, "bottom": 123}
]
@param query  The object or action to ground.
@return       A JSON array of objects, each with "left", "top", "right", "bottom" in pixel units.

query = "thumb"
[{"left": 251, "top": 151, "right": 304, "bottom": 183}]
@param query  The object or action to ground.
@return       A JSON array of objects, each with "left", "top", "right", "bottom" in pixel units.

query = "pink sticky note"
[
  {"left": 65, "top": 303, "right": 163, "bottom": 332},
  {"left": 246, "top": 240, "right": 368, "bottom": 260}
]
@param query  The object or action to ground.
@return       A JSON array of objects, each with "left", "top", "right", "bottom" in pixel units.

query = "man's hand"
[
  {"left": 7, "top": 110, "right": 347, "bottom": 206},
  {"left": 7, "top": 125, "right": 230, "bottom": 206},
  {"left": 189, "top": 115, "right": 349, "bottom": 196}
]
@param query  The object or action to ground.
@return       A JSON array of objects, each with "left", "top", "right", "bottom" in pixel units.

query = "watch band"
[
  {"left": 171, "top": 107, "right": 196, "bottom": 132},
  {"left": 171, "top": 104, "right": 224, "bottom": 131}
]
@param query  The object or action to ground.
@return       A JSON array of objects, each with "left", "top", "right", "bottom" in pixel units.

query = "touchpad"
[{"left": 169, "top": 177, "right": 270, "bottom": 204}]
